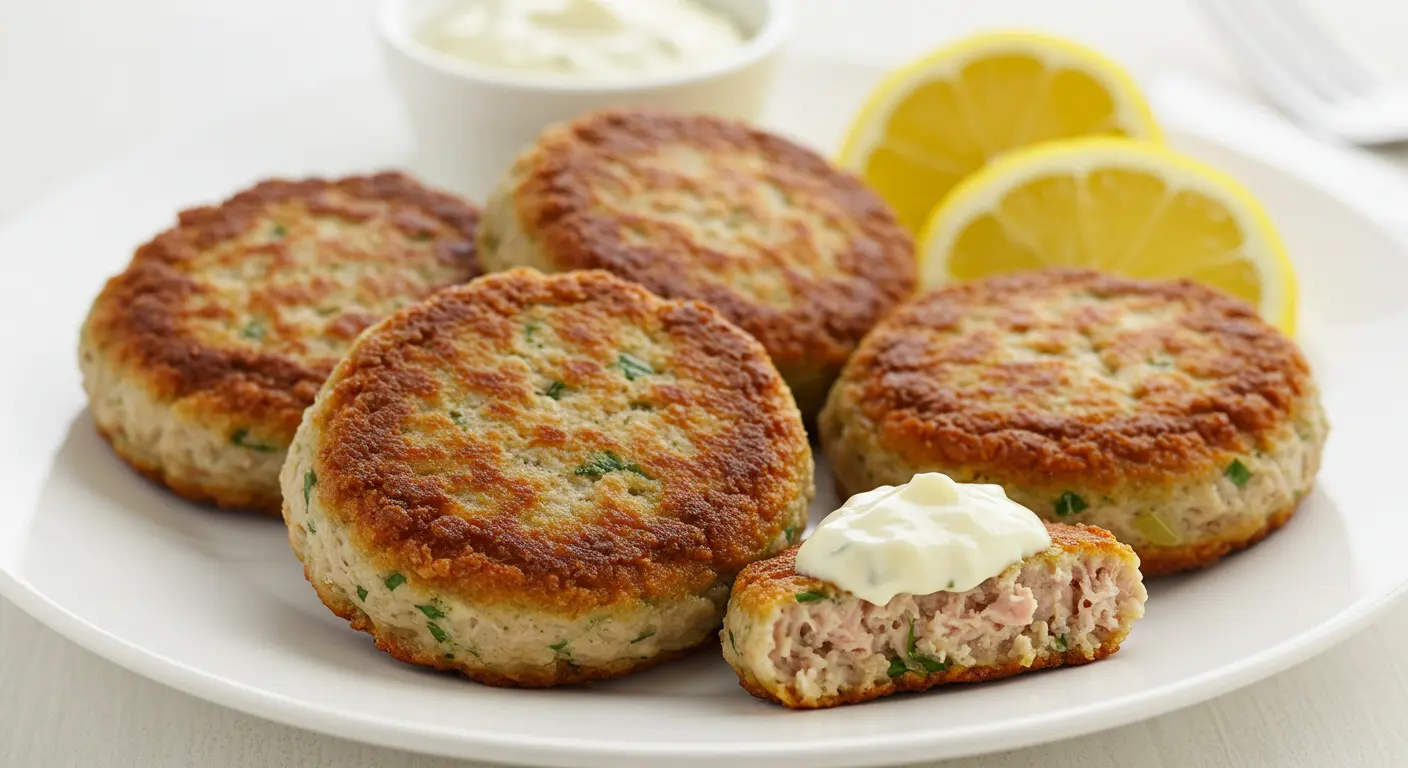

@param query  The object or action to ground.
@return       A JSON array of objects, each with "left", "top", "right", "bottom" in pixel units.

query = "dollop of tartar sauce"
[
  {"left": 795, "top": 473, "right": 1053, "bottom": 606},
  {"left": 415, "top": 0, "right": 746, "bottom": 80}
]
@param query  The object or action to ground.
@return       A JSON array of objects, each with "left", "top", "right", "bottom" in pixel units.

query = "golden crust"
[
  {"left": 729, "top": 523, "right": 1137, "bottom": 709},
  {"left": 311, "top": 268, "right": 813, "bottom": 615},
  {"left": 81, "top": 172, "right": 480, "bottom": 509},
  {"left": 826, "top": 268, "right": 1316, "bottom": 491},
  {"left": 494, "top": 108, "right": 916, "bottom": 376},
  {"left": 735, "top": 641, "right": 1120, "bottom": 710}
]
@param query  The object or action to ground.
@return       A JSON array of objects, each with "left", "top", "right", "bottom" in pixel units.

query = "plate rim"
[
  {"left": 3, "top": 68, "right": 1408, "bottom": 766},
  {"left": 3, "top": 566, "right": 1404, "bottom": 767}
]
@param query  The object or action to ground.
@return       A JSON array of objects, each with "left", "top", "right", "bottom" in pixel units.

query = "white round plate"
[{"left": 1, "top": 56, "right": 1406, "bottom": 768}]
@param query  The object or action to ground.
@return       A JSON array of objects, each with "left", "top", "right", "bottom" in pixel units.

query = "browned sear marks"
[
  {"left": 84, "top": 171, "right": 481, "bottom": 448},
  {"left": 488, "top": 109, "right": 917, "bottom": 412},
  {"left": 833, "top": 268, "right": 1314, "bottom": 490},
  {"left": 312, "top": 268, "right": 814, "bottom": 614}
]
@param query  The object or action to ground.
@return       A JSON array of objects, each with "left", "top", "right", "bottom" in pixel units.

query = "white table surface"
[{"left": 4, "top": 1, "right": 1408, "bottom": 766}]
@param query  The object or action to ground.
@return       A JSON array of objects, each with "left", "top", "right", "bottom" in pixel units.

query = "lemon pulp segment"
[{"left": 840, "top": 31, "right": 1161, "bottom": 233}]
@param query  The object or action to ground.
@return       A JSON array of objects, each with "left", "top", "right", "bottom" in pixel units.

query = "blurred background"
[{"left": 4, "top": 0, "right": 1408, "bottom": 219}]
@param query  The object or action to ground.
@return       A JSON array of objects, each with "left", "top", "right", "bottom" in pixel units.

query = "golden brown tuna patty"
[
  {"left": 281, "top": 268, "right": 814, "bottom": 687},
  {"left": 477, "top": 108, "right": 917, "bottom": 419},
  {"left": 78, "top": 172, "right": 480, "bottom": 513},
  {"left": 820, "top": 268, "right": 1328, "bottom": 576}
]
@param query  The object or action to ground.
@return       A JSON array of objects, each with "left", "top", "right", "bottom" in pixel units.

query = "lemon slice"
[
  {"left": 839, "top": 30, "right": 1162, "bottom": 234},
  {"left": 918, "top": 138, "right": 1297, "bottom": 333}
]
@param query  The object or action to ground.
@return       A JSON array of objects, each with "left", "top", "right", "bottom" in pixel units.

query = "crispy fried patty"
[
  {"left": 281, "top": 268, "right": 814, "bottom": 687},
  {"left": 477, "top": 109, "right": 917, "bottom": 419},
  {"left": 820, "top": 269, "right": 1328, "bottom": 576},
  {"left": 723, "top": 524, "right": 1145, "bottom": 708},
  {"left": 78, "top": 172, "right": 479, "bottom": 512}
]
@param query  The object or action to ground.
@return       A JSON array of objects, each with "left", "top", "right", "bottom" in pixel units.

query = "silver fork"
[{"left": 1197, "top": 0, "right": 1408, "bottom": 145}]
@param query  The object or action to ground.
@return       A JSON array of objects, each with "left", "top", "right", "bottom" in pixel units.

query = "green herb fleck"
[
  {"left": 356, "top": 586, "right": 368, "bottom": 602},
  {"left": 784, "top": 526, "right": 798, "bottom": 544},
  {"left": 544, "top": 381, "right": 567, "bottom": 400},
  {"left": 449, "top": 410, "right": 467, "bottom": 428},
  {"left": 416, "top": 604, "right": 445, "bottom": 620},
  {"left": 1224, "top": 459, "right": 1252, "bottom": 488},
  {"left": 524, "top": 322, "right": 540, "bottom": 341},
  {"left": 728, "top": 630, "right": 739, "bottom": 656},
  {"left": 1053, "top": 634, "right": 1069, "bottom": 652},
  {"left": 915, "top": 656, "right": 947, "bottom": 673},
  {"left": 946, "top": 580, "right": 956, "bottom": 590},
  {"left": 616, "top": 353, "right": 654, "bottom": 381},
  {"left": 1054, "top": 491, "right": 1088, "bottom": 517},
  {"left": 271, "top": 224, "right": 287, "bottom": 238},
  {"left": 548, "top": 639, "right": 569, "bottom": 652},
  {"left": 1294, "top": 489, "right": 1306, "bottom": 501},
  {"left": 574, "top": 451, "right": 650, "bottom": 479},
  {"left": 413, "top": 231, "right": 433, "bottom": 242},
  {"left": 384, "top": 572, "right": 406, "bottom": 591},
  {"left": 630, "top": 631, "right": 656, "bottom": 644},
  {"left": 239, "top": 320, "right": 266, "bottom": 340},
  {"left": 908, "top": 618, "right": 947, "bottom": 673},
  {"left": 1150, "top": 353, "right": 1175, "bottom": 369},
  {"left": 887, "top": 657, "right": 908, "bottom": 678},
  {"left": 794, "top": 591, "right": 826, "bottom": 603},
  {"left": 231, "top": 428, "right": 276, "bottom": 453},
  {"left": 306, "top": 519, "right": 316, "bottom": 533},
  {"left": 427, "top": 622, "right": 448, "bottom": 643},
  {"left": 302, "top": 470, "right": 317, "bottom": 506}
]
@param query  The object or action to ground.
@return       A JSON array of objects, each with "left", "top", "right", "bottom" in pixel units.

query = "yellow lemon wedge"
[
  {"left": 839, "top": 30, "right": 1162, "bottom": 234},
  {"left": 917, "top": 138, "right": 1298, "bottom": 334}
]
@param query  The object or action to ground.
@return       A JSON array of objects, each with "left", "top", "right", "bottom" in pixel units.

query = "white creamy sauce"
[
  {"left": 415, "top": 0, "right": 745, "bottom": 80},
  {"left": 795, "top": 473, "right": 1053, "bottom": 606}
]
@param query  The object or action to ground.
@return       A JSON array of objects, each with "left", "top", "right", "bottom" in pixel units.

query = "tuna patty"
[
  {"left": 281, "top": 268, "right": 814, "bottom": 687},
  {"left": 477, "top": 108, "right": 917, "bottom": 420},
  {"left": 820, "top": 268, "right": 1328, "bottom": 576},
  {"left": 79, "top": 172, "right": 480, "bottom": 512},
  {"left": 723, "top": 524, "right": 1146, "bottom": 709}
]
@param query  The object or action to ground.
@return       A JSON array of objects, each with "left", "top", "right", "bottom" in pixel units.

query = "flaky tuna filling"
[{"left": 768, "top": 554, "right": 1142, "bottom": 697}]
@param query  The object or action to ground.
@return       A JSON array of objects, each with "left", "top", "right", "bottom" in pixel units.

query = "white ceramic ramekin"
[{"left": 377, "top": 0, "right": 793, "bottom": 201}]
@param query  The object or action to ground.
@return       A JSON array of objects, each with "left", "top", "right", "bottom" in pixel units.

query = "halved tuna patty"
[{"left": 722, "top": 523, "right": 1146, "bottom": 709}]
